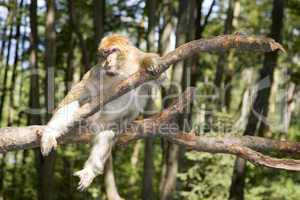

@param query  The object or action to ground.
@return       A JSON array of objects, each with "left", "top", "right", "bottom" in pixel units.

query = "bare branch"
[
  {"left": 0, "top": 27, "right": 289, "bottom": 168},
  {"left": 2, "top": 87, "right": 300, "bottom": 171},
  {"left": 199, "top": 0, "right": 216, "bottom": 36},
  {"left": 74, "top": 34, "right": 285, "bottom": 122}
]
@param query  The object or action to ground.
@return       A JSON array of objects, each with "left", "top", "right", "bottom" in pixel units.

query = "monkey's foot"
[
  {"left": 74, "top": 168, "right": 97, "bottom": 191},
  {"left": 40, "top": 133, "right": 57, "bottom": 156}
]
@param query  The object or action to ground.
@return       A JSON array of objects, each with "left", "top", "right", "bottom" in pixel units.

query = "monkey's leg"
[
  {"left": 41, "top": 101, "right": 80, "bottom": 156},
  {"left": 74, "top": 130, "right": 116, "bottom": 191}
]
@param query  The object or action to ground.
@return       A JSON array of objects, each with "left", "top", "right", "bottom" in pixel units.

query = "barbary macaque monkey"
[{"left": 40, "top": 34, "right": 160, "bottom": 190}]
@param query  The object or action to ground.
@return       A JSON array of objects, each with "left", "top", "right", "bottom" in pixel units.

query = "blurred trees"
[
  {"left": 0, "top": 0, "right": 300, "bottom": 199},
  {"left": 229, "top": 1, "right": 285, "bottom": 199}
]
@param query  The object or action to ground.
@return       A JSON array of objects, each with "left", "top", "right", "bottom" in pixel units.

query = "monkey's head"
[{"left": 98, "top": 34, "right": 131, "bottom": 76}]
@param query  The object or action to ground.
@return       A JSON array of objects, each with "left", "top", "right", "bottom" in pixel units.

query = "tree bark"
[
  {"left": 28, "top": 1, "right": 48, "bottom": 200},
  {"left": 158, "top": 0, "right": 176, "bottom": 198},
  {"left": 35, "top": 1, "right": 57, "bottom": 200},
  {"left": 0, "top": 21, "right": 7, "bottom": 61},
  {"left": 93, "top": 0, "right": 105, "bottom": 43},
  {"left": 282, "top": 83, "right": 295, "bottom": 133},
  {"left": 67, "top": 0, "right": 90, "bottom": 73},
  {"left": 71, "top": 34, "right": 283, "bottom": 129},
  {"left": 104, "top": 156, "right": 124, "bottom": 200},
  {"left": 160, "top": 1, "right": 196, "bottom": 199},
  {"left": 64, "top": 4, "right": 76, "bottom": 96},
  {"left": 142, "top": 1, "right": 158, "bottom": 199},
  {"left": 229, "top": 1, "right": 285, "bottom": 199},
  {"left": 233, "top": 69, "right": 254, "bottom": 130},
  {"left": 0, "top": 2, "right": 16, "bottom": 124},
  {"left": 214, "top": 0, "right": 239, "bottom": 111},
  {"left": 7, "top": 0, "right": 24, "bottom": 126},
  {"left": 92, "top": 1, "right": 121, "bottom": 197},
  {"left": 2, "top": 88, "right": 300, "bottom": 172},
  {"left": 92, "top": 0, "right": 105, "bottom": 64},
  {"left": 28, "top": 0, "right": 41, "bottom": 125},
  {"left": 44, "top": 0, "right": 56, "bottom": 120},
  {"left": 0, "top": 153, "right": 6, "bottom": 198},
  {"left": 65, "top": 38, "right": 75, "bottom": 95}
]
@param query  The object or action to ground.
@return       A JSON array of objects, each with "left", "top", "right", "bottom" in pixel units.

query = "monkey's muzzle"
[{"left": 104, "top": 66, "right": 119, "bottom": 76}]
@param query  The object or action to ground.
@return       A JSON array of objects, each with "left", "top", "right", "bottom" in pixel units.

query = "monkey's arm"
[
  {"left": 56, "top": 70, "right": 92, "bottom": 109},
  {"left": 41, "top": 69, "right": 94, "bottom": 156}
]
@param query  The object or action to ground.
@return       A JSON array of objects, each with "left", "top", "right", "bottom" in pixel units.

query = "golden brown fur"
[{"left": 98, "top": 34, "right": 130, "bottom": 52}]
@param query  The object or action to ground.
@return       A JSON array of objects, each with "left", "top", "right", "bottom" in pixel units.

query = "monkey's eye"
[
  {"left": 101, "top": 48, "right": 118, "bottom": 57},
  {"left": 111, "top": 48, "right": 118, "bottom": 53}
]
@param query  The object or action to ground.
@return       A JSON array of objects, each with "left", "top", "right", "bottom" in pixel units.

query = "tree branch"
[
  {"left": 1, "top": 87, "right": 300, "bottom": 171},
  {"left": 0, "top": 35, "right": 289, "bottom": 171},
  {"left": 74, "top": 34, "right": 285, "bottom": 121},
  {"left": 199, "top": 0, "right": 216, "bottom": 36}
]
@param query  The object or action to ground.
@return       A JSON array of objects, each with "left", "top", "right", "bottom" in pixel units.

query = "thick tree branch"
[
  {"left": 0, "top": 35, "right": 288, "bottom": 171},
  {"left": 75, "top": 34, "right": 285, "bottom": 121},
  {"left": 1, "top": 88, "right": 300, "bottom": 171}
]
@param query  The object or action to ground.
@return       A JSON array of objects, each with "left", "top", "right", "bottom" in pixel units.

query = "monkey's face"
[
  {"left": 99, "top": 47, "right": 122, "bottom": 76},
  {"left": 98, "top": 34, "right": 134, "bottom": 77}
]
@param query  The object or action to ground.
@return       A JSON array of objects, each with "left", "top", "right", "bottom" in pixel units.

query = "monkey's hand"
[
  {"left": 40, "top": 128, "right": 58, "bottom": 156},
  {"left": 141, "top": 53, "right": 160, "bottom": 76}
]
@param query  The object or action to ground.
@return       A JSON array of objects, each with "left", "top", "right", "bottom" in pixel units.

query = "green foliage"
[
  {"left": 0, "top": 0, "right": 300, "bottom": 199},
  {"left": 177, "top": 152, "right": 234, "bottom": 200}
]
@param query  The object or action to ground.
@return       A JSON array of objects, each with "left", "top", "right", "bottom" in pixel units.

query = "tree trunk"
[
  {"left": 45, "top": 0, "right": 56, "bottom": 120},
  {"left": 104, "top": 156, "right": 124, "bottom": 200},
  {"left": 28, "top": 1, "right": 48, "bottom": 200},
  {"left": 142, "top": 138, "right": 155, "bottom": 200},
  {"left": 233, "top": 69, "right": 254, "bottom": 130},
  {"left": 0, "top": 3, "right": 16, "bottom": 124},
  {"left": 92, "top": 1, "right": 122, "bottom": 196},
  {"left": 0, "top": 154, "right": 6, "bottom": 198},
  {"left": 160, "top": 1, "right": 197, "bottom": 199},
  {"left": 65, "top": 38, "right": 75, "bottom": 95},
  {"left": 28, "top": 0, "right": 41, "bottom": 125},
  {"left": 142, "top": 1, "right": 158, "bottom": 200},
  {"left": 18, "top": 12, "right": 28, "bottom": 200},
  {"left": 0, "top": 12, "right": 10, "bottom": 60},
  {"left": 214, "top": 0, "right": 239, "bottom": 111},
  {"left": 282, "top": 82, "right": 295, "bottom": 133},
  {"left": 5, "top": 3, "right": 23, "bottom": 197},
  {"left": 129, "top": 141, "right": 142, "bottom": 185},
  {"left": 93, "top": 0, "right": 105, "bottom": 44},
  {"left": 229, "top": 1, "right": 285, "bottom": 199},
  {"left": 158, "top": 0, "right": 176, "bottom": 197},
  {"left": 7, "top": 0, "right": 24, "bottom": 126},
  {"left": 92, "top": 0, "right": 105, "bottom": 64},
  {"left": 67, "top": 0, "right": 90, "bottom": 73},
  {"left": 35, "top": 1, "right": 57, "bottom": 200},
  {"left": 160, "top": 143, "right": 180, "bottom": 200}
]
